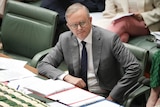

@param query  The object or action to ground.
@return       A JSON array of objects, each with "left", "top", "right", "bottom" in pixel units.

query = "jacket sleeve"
[
  {"left": 37, "top": 35, "right": 65, "bottom": 80},
  {"left": 109, "top": 36, "right": 142, "bottom": 103}
]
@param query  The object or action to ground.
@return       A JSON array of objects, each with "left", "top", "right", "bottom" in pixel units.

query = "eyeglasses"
[{"left": 68, "top": 21, "right": 87, "bottom": 29}]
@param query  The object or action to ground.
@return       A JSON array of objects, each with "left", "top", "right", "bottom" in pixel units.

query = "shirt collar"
[{"left": 77, "top": 29, "right": 92, "bottom": 44}]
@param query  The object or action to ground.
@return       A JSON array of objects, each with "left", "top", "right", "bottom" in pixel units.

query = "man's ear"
[
  {"left": 89, "top": 17, "right": 92, "bottom": 23},
  {"left": 66, "top": 23, "right": 70, "bottom": 29}
]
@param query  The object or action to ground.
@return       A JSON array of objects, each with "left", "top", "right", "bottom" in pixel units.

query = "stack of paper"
[
  {"left": 0, "top": 68, "right": 36, "bottom": 82},
  {"left": 24, "top": 79, "right": 75, "bottom": 96},
  {"left": 7, "top": 76, "right": 45, "bottom": 94},
  {"left": 0, "top": 57, "right": 36, "bottom": 82},
  {"left": 0, "top": 57, "right": 27, "bottom": 69},
  {"left": 24, "top": 79, "right": 122, "bottom": 107},
  {"left": 47, "top": 87, "right": 105, "bottom": 107}
]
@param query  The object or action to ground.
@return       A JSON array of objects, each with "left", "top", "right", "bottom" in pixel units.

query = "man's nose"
[{"left": 77, "top": 24, "right": 82, "bottom": 30}]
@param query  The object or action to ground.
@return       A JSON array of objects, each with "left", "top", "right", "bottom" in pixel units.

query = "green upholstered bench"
[
  {"left": 128, "top": 35, "right": 160, "bottom": 76},
  {"left": 0, "top": 0, "right": 42, "bottom": 40},
  {"left": 128, "top": 35, "right": 159, "bottom": 62}
]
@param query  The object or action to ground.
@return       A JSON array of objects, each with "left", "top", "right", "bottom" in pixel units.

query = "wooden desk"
[{"left": 0, "top": 53, "right": 38, "bottom": 74}]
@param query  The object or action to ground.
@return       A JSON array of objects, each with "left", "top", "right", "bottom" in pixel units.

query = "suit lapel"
[
  {"left": 71, "top": 35, "right": 81, "bottom": 77},
  {"left": 71, "top": 27, "right": 102, "bottom": 76},
  {"left": 92, "top": 27, "right": 102, "bottom": 74}
]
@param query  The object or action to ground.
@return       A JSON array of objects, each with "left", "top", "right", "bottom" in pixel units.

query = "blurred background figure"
[
  {"left": 96, "top": 0, "right": 160, "bottom": 42},
  {"left": 147, "top": 51, "right": 160, "bottom": 107}
]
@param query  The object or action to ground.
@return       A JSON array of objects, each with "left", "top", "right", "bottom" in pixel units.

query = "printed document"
[
  {"left": 0, "top": 57, "right": 27, "bottom": 70},
  {"left": 7, "top": 76, "right": 44, "bottom": 94},
  {"left": 47, "top": 87, "right": 105, "bottom": 107},
  {"left": 112, "top": 13, "right": 134, "bottom": 21},
  {"left": 24, "top": 79, "right": 75, "bottom": 96},
  {"left": 0, "top": 68, "right": 36, "bottom": 82}
]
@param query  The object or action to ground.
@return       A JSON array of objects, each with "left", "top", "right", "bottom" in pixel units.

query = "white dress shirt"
[{"left": 77, "top": 29, "right": 108, "bottom": 95}]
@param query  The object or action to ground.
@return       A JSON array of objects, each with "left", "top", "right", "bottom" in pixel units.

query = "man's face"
[{"left": 66, "top": 9, "right": 92, "bottom": 40}]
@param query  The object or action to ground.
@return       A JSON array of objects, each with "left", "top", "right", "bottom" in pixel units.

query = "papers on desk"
[
  {"left": 47, "top": 87, "right": 105, "bottom": 107},
  {"left": 23, "top": 78, "right": 121, "bottom": 107},
  {"left": 7, "top": 76, "right": 43, "bottom": 94},
  {"left": 0, "top": 57, "right": 27, "bottom": 69},
  {"left": 0, "top": 68, "right": 36, "bottom": 82},
  {"left": 0, "top": 57, "right": 36, "bottom": 82},
  {"left": 82, "top": 99, "right": 122, "bottom": 107},
  {"left": 47, "top": 102, "right": 68, "bottom": 107},
  {"left": 24, "top": 79, "right": 75, "bottom": 96},
  {"left": 0, "top": 56, "right": 122, "bottom": 106}
]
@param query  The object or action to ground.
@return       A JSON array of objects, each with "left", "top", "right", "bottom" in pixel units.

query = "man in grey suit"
[{"left": 37, "top": 3, "right": 141, "bottom": 104}]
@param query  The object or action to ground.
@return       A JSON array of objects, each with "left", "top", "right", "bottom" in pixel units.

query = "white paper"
[
  {"left": 84, "top": 99, "right": 121, "bottom": 107},
  {"left": 0, "top": 57, "right": 27, "bottom": 70},
  {"left": 7, "top": 76, "right": 43, "bottom": 94},
  {"left": 70, "top": 95, "right": 105, "bottom": 107},
  {"left": 24, "top": 79, "right": 75, "bottom": 96},
  {"left": 47, "top": 102, "right": 68, "bottom": 107},
  {"left": 112, "top": 13, "right": 134, "bottom": 21},
  {"left": 151, "top": 32, "right": 160, "bottom": 40},
  {"left": 0, "top": 68, "right": 36, "bottom": 82},
  {"left": 47, "top": 87, "right": 102, "bottom": 106}
]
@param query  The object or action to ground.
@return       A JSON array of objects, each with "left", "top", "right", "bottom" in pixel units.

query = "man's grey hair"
[{"left": 65, "top": 3, "right": 90, "bottom": 20}]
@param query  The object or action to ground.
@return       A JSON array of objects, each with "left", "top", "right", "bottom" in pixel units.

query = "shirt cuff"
[{"left": 58, "top": 71, "right": 69, "bottom": 80}]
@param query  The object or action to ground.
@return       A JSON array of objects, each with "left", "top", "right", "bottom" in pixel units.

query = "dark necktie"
[{"left": 80, "top": 41, "right": 88, "bottom": 90}]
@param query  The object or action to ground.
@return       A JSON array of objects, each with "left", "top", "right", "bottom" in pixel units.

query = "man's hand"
[
  {"left": 106, "top": 95, "right": 114, "bottom": 102},
  {"left": 63, "top": 74, "right": 86, "bottom": 88}
]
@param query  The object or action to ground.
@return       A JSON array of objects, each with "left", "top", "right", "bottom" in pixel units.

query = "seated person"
[
  {"left": 99, "top": 0, "right": 160, "bottom": 42},
  {"left": 147, "top": 51, "right": 160, "bottom": 107},
  {"left": 37, "top": 3, "right": 141, "bottom": 104}
]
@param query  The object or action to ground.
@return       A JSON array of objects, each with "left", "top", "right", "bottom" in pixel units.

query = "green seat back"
[
  {"left": 124, "top": 43, "right": 149, "bottom": 76},
  {"left": 1, "top": 0, "right": 58, "bottom": 61},
  {"left": 128, "top": 35, "right": 159, "bottom": 62}
]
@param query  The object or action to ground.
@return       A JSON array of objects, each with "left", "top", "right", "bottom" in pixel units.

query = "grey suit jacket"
[{"left": 37, "top": 26, "right": 141, "bottom": 103}]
